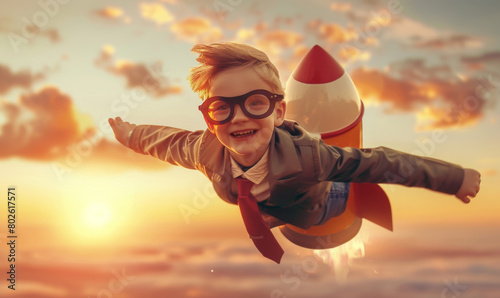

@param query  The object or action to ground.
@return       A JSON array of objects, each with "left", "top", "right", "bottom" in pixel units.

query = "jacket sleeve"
[
  {"left": 316, "top": 144, "right": 465, "bottom": 195},
  {"left": 127, "top": 125, "right": 206, "bottom": 170}
]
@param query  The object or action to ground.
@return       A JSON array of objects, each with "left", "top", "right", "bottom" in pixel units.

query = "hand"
[
  {"left": 108, "top": 117, "right": 137, "bottom": 147},
  {"left": 455, "top": 168, "right": 481, "bottom": 204}
]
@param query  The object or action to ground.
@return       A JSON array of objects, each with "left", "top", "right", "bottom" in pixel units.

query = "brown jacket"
[{"left": 129, "top": 120, "right": 464, "bottom": 229}]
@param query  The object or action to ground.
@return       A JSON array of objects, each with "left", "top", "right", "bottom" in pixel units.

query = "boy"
[{"left": 108, "top": 42, "right": 481, "bottom": 263}]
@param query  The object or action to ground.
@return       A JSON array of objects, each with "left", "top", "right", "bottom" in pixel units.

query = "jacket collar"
[{"left": 199, "top": 131, "right": 230, "bottom": 177}]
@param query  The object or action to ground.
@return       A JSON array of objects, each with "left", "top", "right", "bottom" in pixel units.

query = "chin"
[
  {"left": 232, "top": 146, "right": 262, "bottom": 161},
  {"left": 232, "top": 148, "right": 255, "bottom": 157}
]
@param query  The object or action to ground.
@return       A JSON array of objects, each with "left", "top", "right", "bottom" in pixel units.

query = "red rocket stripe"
[
  {"left": 292, "top": 45, "right": 345, "bottom": 84},
  {"left": 320, "top": 101, "right": 365, "bottom": 139}
]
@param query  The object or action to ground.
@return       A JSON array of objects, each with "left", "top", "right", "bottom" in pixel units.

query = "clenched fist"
[{"left": 455, "top": 168, "right": 481, "bottom": 203}]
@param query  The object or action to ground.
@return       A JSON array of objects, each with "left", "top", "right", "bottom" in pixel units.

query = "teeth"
[{"left": 232, "top": 130, "right": 255, "bottom": 137}]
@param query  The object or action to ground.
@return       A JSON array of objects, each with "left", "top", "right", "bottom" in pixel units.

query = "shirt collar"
[{"left": 230, "top": 149, "right": 269, "bottom": 185}]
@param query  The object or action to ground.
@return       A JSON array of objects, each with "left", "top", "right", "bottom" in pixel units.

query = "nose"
[{"left": 231, "top": 104, "right": 249, "bottom": 123}]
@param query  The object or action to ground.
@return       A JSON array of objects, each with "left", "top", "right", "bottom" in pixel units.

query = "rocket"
[{"left": 280, "top": 45, "right": 393, "bottom": 249}]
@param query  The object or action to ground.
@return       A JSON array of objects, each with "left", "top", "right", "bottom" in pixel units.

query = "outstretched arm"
[
  {"left": 317, "top": 143, "right": 481, "bottom": 203},
  {"left": 108, "top": 116, "right": 206, "bottom": 169},
  {"left": 455, "top": 168, "right": 481, "bottom": 204}
]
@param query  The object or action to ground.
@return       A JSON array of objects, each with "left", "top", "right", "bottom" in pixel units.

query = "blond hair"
[{"left": 188, "top": 42, "right": 284, "bottom": 100}]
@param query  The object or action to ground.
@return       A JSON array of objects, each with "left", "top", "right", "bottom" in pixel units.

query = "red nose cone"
[{"left": 292, "top": 45, "right": 345, "bottom": 84}]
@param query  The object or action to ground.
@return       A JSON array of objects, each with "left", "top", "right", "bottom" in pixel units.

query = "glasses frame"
[{"left": 198, "top": 89, "right": 284, "bottom": 125}]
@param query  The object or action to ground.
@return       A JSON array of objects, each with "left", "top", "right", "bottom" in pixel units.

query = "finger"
[
  {"left": 108, "top": 118, "right": 116, "bottom": 128},
  {"left": 115, "top": 117, "right": 123, "bottom": 123},
  {"left": 458, "top": 192, "right": 472, "bottom": 203}
]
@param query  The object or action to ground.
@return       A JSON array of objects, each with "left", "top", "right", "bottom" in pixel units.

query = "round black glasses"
[{"left": 198, "top": 89, "right": 284, "bottom": 125}]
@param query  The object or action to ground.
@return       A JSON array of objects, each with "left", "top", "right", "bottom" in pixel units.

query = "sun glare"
[
  {"left": 83, "top": 202, "right": 111, "bottom": 228},
  {"left": 70, "top": 200, "right": 118, "bottom": 242},
  {"left": 59, "top": 181, "right": 137, "bottom": 245}
]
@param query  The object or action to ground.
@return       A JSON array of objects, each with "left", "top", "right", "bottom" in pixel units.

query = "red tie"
[{"left": 236, "top": 178, "right": 284, "bottom": 264}]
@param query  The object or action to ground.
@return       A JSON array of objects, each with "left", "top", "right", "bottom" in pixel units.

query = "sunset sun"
[{"left": 83, "top": 202, "right": 112, "bottom": 228}]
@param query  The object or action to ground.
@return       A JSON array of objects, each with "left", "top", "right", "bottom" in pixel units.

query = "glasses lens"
[
  {"left": 208, "top": 100, "right": 231, "bottom": 122},
  {"left": 245, "top": 94, "right": 270, "bottom": 116}
]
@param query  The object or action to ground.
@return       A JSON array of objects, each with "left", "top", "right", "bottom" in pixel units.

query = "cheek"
[
  {"left": 213, "top": 127, "right": 228, "bottom": 142},
  {"left": 259, "top": 121, "right": 275, "bottom": 141}
]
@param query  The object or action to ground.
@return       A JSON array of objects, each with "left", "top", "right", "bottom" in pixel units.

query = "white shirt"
[{"left": 230, "top": 149, "right": 271, "bottom": 202}]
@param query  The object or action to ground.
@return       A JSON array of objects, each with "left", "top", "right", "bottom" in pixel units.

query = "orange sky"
[{"left": 1, "top": 0, "right": 500, "bottom": 297}]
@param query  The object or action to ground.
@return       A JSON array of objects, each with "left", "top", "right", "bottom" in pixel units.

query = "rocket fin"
[{"left": 351, "top": 183, "right": 393, "bottom": 231}]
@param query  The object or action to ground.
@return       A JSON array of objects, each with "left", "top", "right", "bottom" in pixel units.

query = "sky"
[{"left": 0, "top": 0, "right": 500, "bottom": 297}]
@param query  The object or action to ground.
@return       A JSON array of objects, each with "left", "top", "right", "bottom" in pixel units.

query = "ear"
[
  {"left": 204, "top": 117, "right": 215, "bottom": 134},
  {"left": 273, "top": 100, "right": 287, "bottom": 126}
]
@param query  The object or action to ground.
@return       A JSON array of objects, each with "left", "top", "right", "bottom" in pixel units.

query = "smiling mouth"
[{"left": 231, "top": 130, "right": 257, "bottom": 137}]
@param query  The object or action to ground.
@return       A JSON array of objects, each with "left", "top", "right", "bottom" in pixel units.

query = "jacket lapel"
[
  {"left": 268, "top": 126, "right": 303, "bottom": 206},
  {"left": 199, "top": 132, "right": 238, "bottom": 204},
  {"left": 269, "top": 128, "right": 303, "bottom": 179}
]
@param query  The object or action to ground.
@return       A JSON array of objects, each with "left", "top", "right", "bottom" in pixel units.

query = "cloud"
[
  {"left": 461, "top": 51, "right": 500, "bottom": 70},
  {"left": 337, "top": 45, "right": 372, "bottom": 63},
  {"left": 140, "top": 2, "right": 175, "bottom": 25},
  {"left": 94, "top": 45, "right": 183, "bottom": 98},
  {"left": 271, "top": 16, "right": 295, "bottom": 28},
  {"left": 412, "top": 34, "right": 483, "bottom": 50},
  {"left": 351, "top": 59, "right": 493, "bottom": 130},
  {"left": 233, "top": 27, "right": 304, "bottom": 75},
  {"left": 360, "top": 0, "right": 385, "bottom": 7},
  {"left": 8, "top": 226, "right": 500, "bottom": 298},
  {"left": 330, "top": 3, "right": 352, "bottom": 12},
  {"left": 383, "top": 16, "right": 439, "bottom": 41},
  {"left": 62, "top": 135, "right": 172, "bottom": 174},
  {"left": 382, "top": 16, "right": 483, "bottom": 54},
  {"left": 95, "top": 6, "right": 125, "bottom": 19},
  {"left": 305, "top": 19, "right": 378, "bottom": 52},
  {"left": 113, "top": 61, "right": 183, "bottom": 97},
  {"left": 235, "top": 28, "right": 256, "bottom": 41},
  {"left": 11, "top": 238, "right": 306, "bottom": 298},
  {"left": 93, "top": 6, "right": 132, "bottom": 24},
  {"left": 388, "top": 58, "right": 454, "bottom": 82},
  {"left": 318, "top": 23, "right": 355, "bottom": 44},
  {"left": 41, "top": 28, "right": 60, "bottom": 43},
  {"left": 0, "top": 87, "right": 80, "bottom": 159},
  {"left": 343, "top": 1, "right": 393, "bottom": 26},
  {"left": 256, "top": 29, "right": 303, "bottom": 50},
  {"left": 247, "top": 27, "right": 304, "bottom": 70},
  {"left": 365, "top": 233, "right": 500, "bottom": 263},
  {"left": 351, "top": 67, "right": 428, "bottom": 111},
  {"left": 170, "top": 17, "right": 224, "bottom": 44},
  {"left": 306, "top": 19, "right": 355, "bottom": 44},
  {"left": 0, "top": 86, "right": 170, "bottom": 171},
  {"left": 0, "top": 18, "right": 61, "bottom": 45},
  {"left": 0, "top": 64, "right": 45, "bottom": 95}
]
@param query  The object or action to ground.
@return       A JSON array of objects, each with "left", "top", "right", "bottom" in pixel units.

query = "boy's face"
[{"left": 208, "top": 66, "right": 286, "bottom": 167}]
